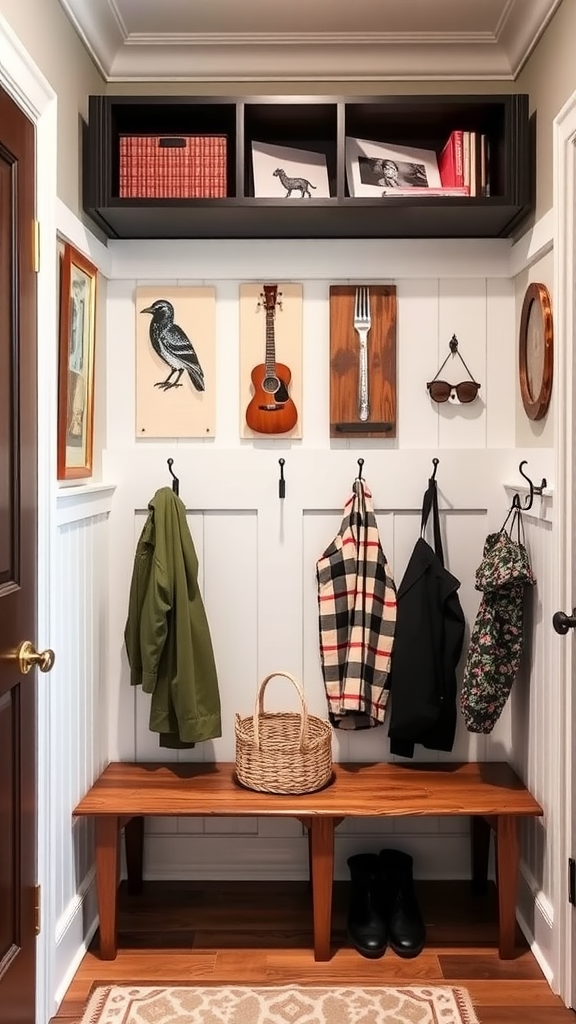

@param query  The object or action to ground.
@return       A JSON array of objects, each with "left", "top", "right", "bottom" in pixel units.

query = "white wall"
[{"left": 100, "top": 239, "right": 554, "bottom": 890}]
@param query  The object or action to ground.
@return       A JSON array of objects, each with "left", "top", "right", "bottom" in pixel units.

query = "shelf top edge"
[{"left": 93, "top": 92, "right": 528, "bottom": 106}]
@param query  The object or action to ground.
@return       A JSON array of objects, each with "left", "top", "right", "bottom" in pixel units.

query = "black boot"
[
  {"left": 346, "top": 853, "right": 388, "bottom": 959},
  {"left": 380, "top": 849, "right": 426, "bottom": 958}
]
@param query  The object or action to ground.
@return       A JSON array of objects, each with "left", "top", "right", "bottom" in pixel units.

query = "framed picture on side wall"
[{"left": 57, "top": 242, "right": 97, "bottom": 479}]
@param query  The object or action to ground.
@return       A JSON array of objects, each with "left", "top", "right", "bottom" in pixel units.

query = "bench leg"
[
  {"left": 95, "top": 815, "right": 120, "bottom": 960},
  {"left": 309, "top": 817, "right": 335, "bottom": 962},
  {"left": 495, "top": 815, "right": 520, "bottom": 959},
  {"left": 471, "top": 814, "right": 491, "bottom": 894},
  {"left": 124, "top": 815, "right": 145, "bottom": 895}
]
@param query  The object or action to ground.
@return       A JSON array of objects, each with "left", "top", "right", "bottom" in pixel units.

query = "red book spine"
[{"left": 438, "top": 130, "right": 464, "bottom": 188}]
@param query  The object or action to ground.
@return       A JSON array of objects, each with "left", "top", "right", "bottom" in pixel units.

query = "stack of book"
[{"left": 438, "top": 130, "right": 490, "bottom": 196}]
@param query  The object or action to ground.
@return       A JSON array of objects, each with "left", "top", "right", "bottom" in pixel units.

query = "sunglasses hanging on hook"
[{"left": 427, "top": 334, "right": 481, "bottom": 405}]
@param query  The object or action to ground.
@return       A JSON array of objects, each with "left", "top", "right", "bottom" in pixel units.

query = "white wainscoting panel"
[
  {"left": 99, "top": 446, "right": 552, "bottom": 882},
  {"left": 50, "top": 497, "right": 112, "bottom": 996},
  {"left": 508, "top": 500, "right": 556, "bottom": 973}
]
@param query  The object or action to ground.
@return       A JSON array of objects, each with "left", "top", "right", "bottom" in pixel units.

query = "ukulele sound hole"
[{"left": 263, "top": 376, "right": 280, "bottom": 394}]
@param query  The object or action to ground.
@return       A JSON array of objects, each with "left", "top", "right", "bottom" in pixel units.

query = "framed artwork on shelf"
[
  {"left": 57, "top": 243, "right": 97, "bottom": 480},
  {"left": 345, "top": 137, "right": 441, "bottom": 197},
  {"left": 251, "top": 141, "right": 331, "bottom": 198}
]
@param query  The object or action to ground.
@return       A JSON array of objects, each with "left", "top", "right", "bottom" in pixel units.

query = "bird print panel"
[
  {"left": 136, "top": 286, "right": 216, "bottom": 438},
  {"left": 239, "top": 282, "right": 303, "bottom": 439}
]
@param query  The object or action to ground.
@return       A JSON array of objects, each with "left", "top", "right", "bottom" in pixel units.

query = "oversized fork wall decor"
[{"left": 329, "top": 284, "right": 397, "bottom": 438}]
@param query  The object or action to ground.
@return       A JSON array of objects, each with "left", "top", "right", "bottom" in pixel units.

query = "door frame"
[
  {"left": 553, "top": 89, "right": 576, "bottom": 1009},
  {"left": 0, "top": 14, "right": 58, "bottom": 1024}
]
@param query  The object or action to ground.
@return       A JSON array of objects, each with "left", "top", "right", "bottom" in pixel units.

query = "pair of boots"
[{"left": 346, "top": 849, "right": 426, "bottom": 959}]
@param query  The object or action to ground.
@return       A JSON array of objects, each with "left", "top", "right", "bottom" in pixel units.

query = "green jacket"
[{"left": 124, "top": 487, "right": 221, "bottom": 748}]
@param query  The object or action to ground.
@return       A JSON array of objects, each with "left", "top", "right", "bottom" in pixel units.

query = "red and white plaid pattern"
[
  {"left": 316, "top": 480, "right": 397, "bottom": 729},
  {"left": 119, "top": 135, "right": 227, "bottom": 198}
]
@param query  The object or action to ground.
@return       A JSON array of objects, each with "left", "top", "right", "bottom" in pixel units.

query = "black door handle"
[{"left": 552, "top": 609, "right": 576, "bottom": 634}]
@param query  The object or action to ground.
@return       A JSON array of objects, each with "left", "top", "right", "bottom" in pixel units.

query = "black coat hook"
[
  {"left": 512, "top": 460, "right": 546, "bottom": 511},
  {"left": 357, "top": 458, "right": 364, "bottom": 480},
  {"left": 278, "top": 458, "right": 286, "bottom": 499},
  {"left": 167, "top": 457, "right": 180, "bottom": 496},
  {"left": 431, "top": 457, "right": 439, "bottom": 481}
]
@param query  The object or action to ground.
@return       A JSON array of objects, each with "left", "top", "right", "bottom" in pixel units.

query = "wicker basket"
[
  {"left": 235, "top": 672, "right": 333, "bottom": 795},
  {"left": 119, "top": 134, "right": 227, "bottom": 198}
]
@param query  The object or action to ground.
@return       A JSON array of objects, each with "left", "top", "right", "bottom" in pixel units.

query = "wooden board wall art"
[
  {"left": 240, "top": 282, "right": 303, "bottom": 439},
  {"left": 136, "top": 286, "right": 216, "bottom": 438},
  {"left": 329, "top": 284, "right": 397, "bottom": 437}
]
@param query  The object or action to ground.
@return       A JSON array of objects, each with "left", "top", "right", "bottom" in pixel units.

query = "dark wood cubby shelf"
[{"left": 84, "top": 94, "right": 532, "bottom": 241}]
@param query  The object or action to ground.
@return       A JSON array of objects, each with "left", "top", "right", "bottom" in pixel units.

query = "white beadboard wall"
[
  {"left": 50, "top": 486, "right": 114, "bottom": 1004},
  {"left": 51, "top": 230, "right": 559, "bottom": 992}
]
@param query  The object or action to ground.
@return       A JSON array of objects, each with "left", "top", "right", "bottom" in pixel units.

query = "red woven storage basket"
[{"left": 119, "top": 134, "right": 227, "bottom": 198}]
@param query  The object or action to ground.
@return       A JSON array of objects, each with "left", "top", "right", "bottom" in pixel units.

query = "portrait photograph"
[{"left": 346, "top": 136, "right": 441, "bottom": 197}]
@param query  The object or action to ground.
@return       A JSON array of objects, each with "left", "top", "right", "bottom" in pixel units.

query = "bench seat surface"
[{"left": 73, "top": 760, "right": 543, "bottom": 819}]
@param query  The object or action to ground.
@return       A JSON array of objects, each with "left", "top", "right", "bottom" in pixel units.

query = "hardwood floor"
[{"left": 53, "top": 880, "right": 575, "bottom": 1024}]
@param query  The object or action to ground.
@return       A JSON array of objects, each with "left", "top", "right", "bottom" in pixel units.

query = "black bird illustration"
[{"left": 140, "top": 299, "right": 205, "bottom": 392}]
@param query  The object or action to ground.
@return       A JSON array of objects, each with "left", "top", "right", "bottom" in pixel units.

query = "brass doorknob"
[{"left": 17, "top": 640, "right": 55, "bottom": 674}]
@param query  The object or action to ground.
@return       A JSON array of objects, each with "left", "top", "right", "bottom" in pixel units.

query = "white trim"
[
  {"left": 0, "top": 15, "right": 58, "bottom": 1024},
  {"left": 56, "top": 198, "right": 112, "bottom": 278},
  {"left": 516, "top": 907, "right": 555, "bottom": 985},
  {"left": 517, "top": 863, "right": 555, "bottom": 987},
  {"left": 56, "top": 0, "right": 559, "bottom": 83},
  {"left": 496, "top": 0, "right": 563, "bottom": 78},
  {"left": 0, "top": 15, "right": 56, "bottom": 117},
  {"left": 553, "top": 87, "right": 576, "bottom": 1008},
  {"left": 503, "top": 483, "right": 554, "bottom": 523},
  {"left": 55, "top": 0, "right": 125, "bottom": 81},
  {"left": 53, "top": 922, "right": 99, "bottom": 1011},
  {"left": 109, "top": 236, "right": 513, "bottom": 282},
  {"left": 509, "top": 207, "right": 554, "bottom": 277},
  {"left": 52, "top": 872, "right": 98, "bottom": 1012},
  {"left": 56, "top": 483, "right": 116, "bottom": 526}
]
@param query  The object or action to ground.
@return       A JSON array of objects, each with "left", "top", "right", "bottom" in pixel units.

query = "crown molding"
[
  {"left": 58, "top": 0, "right": 126, "bottom": 79},
  {"left": 496, "top": 0, "right": 564, "bottom": 77},
  {"left": 58, "top": 0, "right": 560, "bottom": 82}
]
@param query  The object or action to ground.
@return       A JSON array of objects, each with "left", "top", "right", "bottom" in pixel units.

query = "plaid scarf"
[{"left": 316, "top": 479, "right": 397, "bottom": 729}]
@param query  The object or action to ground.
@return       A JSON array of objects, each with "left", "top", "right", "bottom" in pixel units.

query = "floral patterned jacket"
[{"left": 460, "top": 522, "right": 535, "bottom": 734}]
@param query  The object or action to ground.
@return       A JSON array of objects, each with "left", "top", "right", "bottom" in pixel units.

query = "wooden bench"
[{"left": 73, "top": 760, "right": 543, "bottom": 962}]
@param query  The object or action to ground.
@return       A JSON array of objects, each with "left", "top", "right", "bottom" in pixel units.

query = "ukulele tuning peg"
[{"left": 277, "top": 290, "right": 283, "bottom": 311}]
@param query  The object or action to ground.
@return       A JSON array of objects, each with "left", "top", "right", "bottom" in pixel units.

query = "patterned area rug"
[{"left": 80, "top": 984, "right": 480, "bottom": 1024}]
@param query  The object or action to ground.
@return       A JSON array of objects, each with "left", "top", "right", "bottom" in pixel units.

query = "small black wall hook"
[
  {"left": 167, "top": 457, "right": 179, "bottom": 496},
  {"left": 357, "top": 458, "right": 364, "bottom": 480},
  {"left": 512, "top": 460, "right": 547, "bottom": 511},
  {"left": 278, "top": 458, "right": 286, "bottom": 499},
  {"left": 431, "top": 457, "right": 440, "bottom": 481}
]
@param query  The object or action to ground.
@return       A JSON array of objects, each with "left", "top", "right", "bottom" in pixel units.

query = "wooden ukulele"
[{"left": 245, "top": 284, "right": 298, "bottom": 434}]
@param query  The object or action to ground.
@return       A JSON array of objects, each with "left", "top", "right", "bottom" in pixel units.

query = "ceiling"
[{"left": 58, "top": 0, "right": 563, "bottom": 83}]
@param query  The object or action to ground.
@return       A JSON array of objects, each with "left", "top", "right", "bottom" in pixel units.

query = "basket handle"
[{"left": 253, "top": 671, "right": 309, "bottom": 751}]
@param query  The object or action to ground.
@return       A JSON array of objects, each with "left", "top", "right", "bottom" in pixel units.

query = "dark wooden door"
[{"left": 0, "top": 84, "right": 39, "bottom": 1024}]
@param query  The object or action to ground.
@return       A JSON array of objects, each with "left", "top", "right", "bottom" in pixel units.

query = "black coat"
[{"left": 387, "top": 480, "right": 465, "bottom": 758}]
